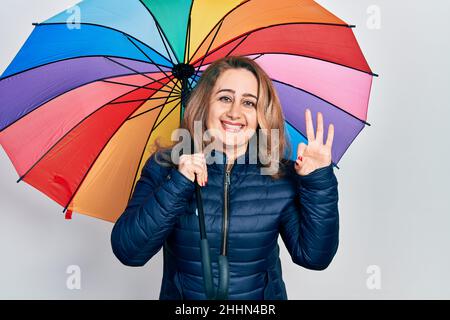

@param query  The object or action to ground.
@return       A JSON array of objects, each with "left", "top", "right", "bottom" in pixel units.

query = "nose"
[{"left": 226, "top": 99, "right": 242, "bottom": 120}]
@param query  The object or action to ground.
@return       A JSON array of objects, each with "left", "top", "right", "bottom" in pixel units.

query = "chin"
[{"left": 221, "top": 130, "right": 248, "bottom": 146}]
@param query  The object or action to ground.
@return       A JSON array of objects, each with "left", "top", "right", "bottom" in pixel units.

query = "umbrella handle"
[
  {"left": 216, "top": 254, "right": 229, "bottom": 300},
  {"left": 198, "top": 192, "right": 229, "bottom": 300},
  {"left": 196, "top": 182, "right": 217, "bottom": 300},
  {"left": 190, "top": 138, "right": 229, "bottom": 300},
  {"left": 200, "top": 238, "right": 216, "bottom": 299}
]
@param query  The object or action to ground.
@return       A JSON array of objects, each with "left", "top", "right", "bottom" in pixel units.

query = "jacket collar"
[{"left": 206, "top": 145, "right": 260, "bottom": 173}]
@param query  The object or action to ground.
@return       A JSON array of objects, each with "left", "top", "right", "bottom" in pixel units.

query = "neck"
[{"left": 218, "top": 143, "right": 248, "bottom": 165}]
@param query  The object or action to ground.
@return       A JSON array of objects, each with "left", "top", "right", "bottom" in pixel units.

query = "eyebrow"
[{"left": 216, "top": 88, "right": 258, "bottom": 100}]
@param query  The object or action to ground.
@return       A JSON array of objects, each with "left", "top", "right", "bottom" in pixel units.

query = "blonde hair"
[{"left": 152, "top": 55, "right": 293, "bottom": 179}]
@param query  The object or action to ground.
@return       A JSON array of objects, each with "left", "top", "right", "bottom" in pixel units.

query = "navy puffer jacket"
[{"left": 111, "top": 146, "right": 339, "bottom": 300}]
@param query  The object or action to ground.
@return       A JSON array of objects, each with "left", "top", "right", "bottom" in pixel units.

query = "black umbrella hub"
[{"left": 171, "top": 63, "right": 195, "bottom": 81}]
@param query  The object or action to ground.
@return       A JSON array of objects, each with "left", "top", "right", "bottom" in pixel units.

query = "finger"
[
  {"left": 296, "top": 143, "right": 307, "bottom": 163},
  {"left": 305, "top": 108, "right": 315, "bottom": 142},
  {"left": 316, "top": 112, "right": 324, "bottom": 145},
  {"left": 179, "top": 154, "right": 188, "bottom": 165},
  {"left": 193, "top": 152, "right": 205, "bottom": 158},
  {"left": 193, "top": 156, "right": 208, "bottom": 186},
  {"left": 193, "top": 153, "right": 206, "bottom": 168},
  {"left": 191, "top": 157, "right": 206, "bottom": 186},
  {"left": 325, "top": 123, "right": 334, "bottom": 149},
  {"left": 179, "top": 155, "right": 193, "bottom": 170},
  {"left": 203, "top": 156, "right": 208, "bottom": 184},
  {"left": 190, "top": 163, "right": 204, "bottom": 184},
  {"left": 297, "top": 142, "right": 307, "bottom": 157},
  {"left": 194, "top": 154, "right": 207, "bottom": 186},
  {"left": 191, "top": 154, "right": 205, "bottom": 163}
]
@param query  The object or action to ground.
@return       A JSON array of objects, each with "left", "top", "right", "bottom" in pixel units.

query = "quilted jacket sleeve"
[
  {"left": 279, "top": 162, "right": 339, "bottom": 270},
  {"left": 111, "top": 153, "right": 195, "bottom": 267}
]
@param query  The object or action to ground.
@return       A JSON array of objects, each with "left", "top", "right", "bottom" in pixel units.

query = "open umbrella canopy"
[{"left": 0, "top": 0, "right": 375, "bottom": 222}]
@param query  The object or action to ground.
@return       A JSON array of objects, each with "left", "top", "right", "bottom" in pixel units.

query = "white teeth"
[{"left": 222, "top": 121, "right": 243, "bottom": 132}]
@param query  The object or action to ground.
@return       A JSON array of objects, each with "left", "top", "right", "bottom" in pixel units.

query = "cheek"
[
  {"left": 206, "top": 104, "right": 220, "bottom": 126},
  {"left": 246, "top": 111, "right": 258, "bottom": 130}
]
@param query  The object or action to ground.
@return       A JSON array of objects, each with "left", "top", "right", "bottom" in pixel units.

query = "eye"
[
  {"left": 219, "top": 96, "right": 232, "bottom": 103},
  {"left": 244, "top": 100, "right": 256, "bottom": 107}
]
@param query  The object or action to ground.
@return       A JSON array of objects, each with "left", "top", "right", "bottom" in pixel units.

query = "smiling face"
[{"left": 206, "top": 68, "right": 259, "bottom": 155}]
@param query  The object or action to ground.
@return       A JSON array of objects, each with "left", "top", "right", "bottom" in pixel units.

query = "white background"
[{"left": 1, "top": 0, "right": 449, "bottom": 299}]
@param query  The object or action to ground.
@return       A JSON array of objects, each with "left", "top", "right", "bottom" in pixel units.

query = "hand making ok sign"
[{"left": 295, "top": 108, "right": 334, "bottom": 176}]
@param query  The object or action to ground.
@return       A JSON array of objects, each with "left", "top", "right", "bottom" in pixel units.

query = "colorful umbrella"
[{"left": 0, "top": 0, "right": 375, "bottom": 223}]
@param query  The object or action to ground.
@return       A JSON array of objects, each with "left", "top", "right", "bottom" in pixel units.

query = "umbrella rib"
[
  {"left": 273, "top": 78, "right": 371, "bottom": 126},
  {"left": 30, "top": 22, "right": 174, "bottom": 69},
  {"left": 0, "top": 65, "right": 174, "bottom": 134},
  {"left": 223, "top": 33, "right": 250, "bottom": 58},
  {"left": 105, "top": 56, "right": 181, "bottom": 94},
  {"left": 187, "top": 0, "right": 252, "bottom": 65},
  {"left": 189, "top": 22, "right": 377, "bottom": 76},
  {"left": 251, "top": 54, "right": 264, "bottom": 60},
  {"left": 124, "top": 36, "right": 182, "bottom": 92},
  {"left": 154, "top": 18, "right": 177, "bottom": 66},
  {"left": 185, "top": 0, "right": 195, "bottom": 63},
  {"left": 109, "top": 95, "right": 179, "bottom": 106},
  {"left": 186, "top": 78, "right": 194, "bottom": 92},
  {"left": 102, "top": 79, "right": 178, "bottom": 95},
  {"left": 142, "top": 53, "right": 265, "bottom": 81},
  {"left": 193, "top": 52, "right": 262, "bottom": 72},
  {"left": 192, "top": 18, "right": 225, "bottom": 84},
  {"left": 16, "top": 75, "right": 174, "bottom": 184},
  {"left": 0, "top": 55, "right": 173, "bottom": 82},
  {"left": 187, "top": 76, "right": 195, "bottom": 91},
  {"left": 284, "top": 118, "right": 340, "bottom": 170},
  {"left": 191, "top": 25, "right": 246, "bottom": 83},
  {"left": 152, "top": 100, "right": 182, "bottom": 131},
  {"left": 190, "top": 30, "right": 249, "bottom": 84},
  {"left": 60, "top": 95, "right": 175, "bottom": 216},
  {"left": 190, "top": 22, "right": 353, "bottom": 66},
  {"left": 138, "top": 0, "right": 180, "bottom": 64},
  {"left": 224, "top": 51, "right": 379, "bottom": 78},
  {"left": 127, "top": 84, "right": 180, "bottom": 203},
  {"left": 126, "top": 96, "right": 180, "bottom": 121},
  {"left": 329, "top": 122, "right": 365, "bottom": 168}
]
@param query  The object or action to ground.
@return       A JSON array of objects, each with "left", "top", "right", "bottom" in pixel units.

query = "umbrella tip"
[
  {"left": 349, "top": 24, "right": 356, "bottom": 28},
  {"left": 64, "top": 209, "right": 73, "bottom": 220},
  {"left": 32, "top": 22, "right": 39, "bottom": 26}
]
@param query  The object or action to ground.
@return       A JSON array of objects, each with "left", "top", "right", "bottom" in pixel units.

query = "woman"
[{"left": 111, "top": 55, "right": 339, "bottom": 300}]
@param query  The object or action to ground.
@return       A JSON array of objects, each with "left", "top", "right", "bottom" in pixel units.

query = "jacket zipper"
[{"left": 221, "top": 163, "right": 233, "bottom": 256}]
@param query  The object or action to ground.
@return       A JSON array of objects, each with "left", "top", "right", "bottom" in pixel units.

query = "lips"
[{"left": 221, "top": 120, "right": 245, "bottom": 133}]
